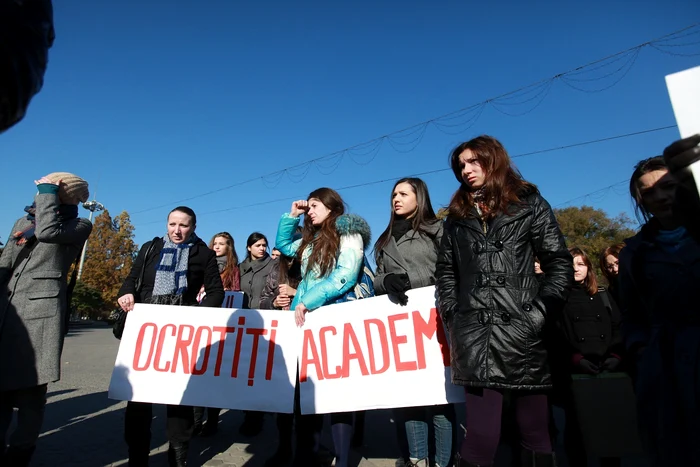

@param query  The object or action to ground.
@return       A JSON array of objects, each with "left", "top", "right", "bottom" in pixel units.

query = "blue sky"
[{"left": 1, "top": 1, "right": 699, "bottom": 260}]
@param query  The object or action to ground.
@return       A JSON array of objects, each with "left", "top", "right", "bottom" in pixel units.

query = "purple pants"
[{"left": 461, "top": 388, "right": 552, "bottom": 464}]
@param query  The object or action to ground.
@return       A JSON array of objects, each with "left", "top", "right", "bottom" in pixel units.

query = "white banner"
[
  {"left": 108, "top": 304, "right": 300, "bottom": 413},
  {"left": 298, "top": 287, "right": 464, "bottom": 414},
  {"left": 108, "top": 287, "right": 463, "bottom": 414}
]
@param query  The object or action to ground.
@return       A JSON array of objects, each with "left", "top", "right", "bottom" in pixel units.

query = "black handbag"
[{"left": 113, "top": 239, "right": 157, "bottom": 340}]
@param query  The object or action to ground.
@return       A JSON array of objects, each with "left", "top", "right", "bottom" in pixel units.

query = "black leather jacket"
[{"left": 436, "top": 191, "right": 572, "bottom": 390}]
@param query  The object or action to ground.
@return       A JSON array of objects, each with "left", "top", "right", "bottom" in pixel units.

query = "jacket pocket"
[{"left": 27, "top": 270, "right": 62, "bottom": 300}]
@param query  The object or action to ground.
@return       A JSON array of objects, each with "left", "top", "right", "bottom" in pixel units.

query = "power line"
[
  {"left": 134, "top": 125, "right": 674, "bottom": 226},
  {"left": 130, "top": 24, "right": 699, "bottom": 216},
  {"left": 554, "top": 180, "right": 628, "bottom": 208}
]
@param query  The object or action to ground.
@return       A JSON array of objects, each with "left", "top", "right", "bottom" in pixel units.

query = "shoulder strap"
[
  {"left": 598, "top": 287, "right": 612, "bottom": 312},
  {"left": 136, "top": 237, "right": 159, "bottom": 292}
]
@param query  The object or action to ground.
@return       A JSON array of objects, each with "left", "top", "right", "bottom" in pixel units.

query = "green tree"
[
  {"left": 80, "top": 210, "right": 138, "bottom": 311},
  {"left": 71, "top": 281, "right": 106, "bottom": 319},
  {"left": 554, "top": 205, "right": 637, "bottom": 278}
]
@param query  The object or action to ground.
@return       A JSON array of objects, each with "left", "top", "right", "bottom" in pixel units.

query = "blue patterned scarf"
[{"left": 152, "top": 233, "right": 198, "bottom": 305}]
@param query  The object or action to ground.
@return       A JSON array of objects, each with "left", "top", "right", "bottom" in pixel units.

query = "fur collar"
[{"left": 335, "top": 214, "right": 371, "bottom": 250}]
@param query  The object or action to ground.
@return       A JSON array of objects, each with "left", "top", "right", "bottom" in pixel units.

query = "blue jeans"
[{"left": 397, "top": 404, "right": 455, "bottom": 467}]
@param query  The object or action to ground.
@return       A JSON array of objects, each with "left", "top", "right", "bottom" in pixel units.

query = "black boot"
[
  {"left": 201, "top": 408, "right": 220, "bottom": 437},
  {"left": 1, "top": 446, "right": 36, "bottom": 467},
  {"left": 263, "top": 443, "right": 292, "bottom": 467},
  {"left": 520, "top": 449, "right": 557, "bottom": 467},
  {"left": 239, "top": 411, "right": 264, "bottom": 437},
  {"left": 454, "top": 452, "right": 493, "bottom": 467},
  {"left": 167, "top": 442, "right": 189, "bottom": 467}
]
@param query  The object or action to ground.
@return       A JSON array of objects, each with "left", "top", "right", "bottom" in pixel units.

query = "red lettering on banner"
[
  {"left": 212, "top": 326, "right": 235, "bottom": 376},
  {"left": 300, "top": 329, "right": 323, "bottom": 383},
  {"left": 246, "top": 327, "right": 267, "bottom": 386},
  {"left": 412, "top": 308, "right": 450, "bottom": 369},
  {"left": 342, "top": 323, "right": 369, "bottom": 377},
  {"left": 231, "top": 316, "right": 246, "bottom": 378},
  {"left": 154, "top": 323, "right": 176, "bottom": 372},
  {"left": 265, "top": 320, "right": 278, "bottom": 381},
  {"left": 171, "top": 325, "right": 194, "bottom": 374},
  {"left": 192, "top": 326, "right": 213, "bottom": 375},
  {"left": 319, "top": 326, "right": 341, "bottom": 379},
  {"left": 364, "top": 319, "right": 390, "bottom": 374},
  {"left": 388, "top": 313, "right": 417, "bottom": 372},
  {"left": 133, "top": 323, "right": 157, "bottom": 371}
]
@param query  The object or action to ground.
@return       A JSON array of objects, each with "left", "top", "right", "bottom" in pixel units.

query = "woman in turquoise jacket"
[{"left": 275, "top": 187, "right": 371, "bottom": 467}]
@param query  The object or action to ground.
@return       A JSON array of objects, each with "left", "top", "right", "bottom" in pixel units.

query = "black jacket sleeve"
[
  {"left": 435, "top": 219, "right": 459, "bottom": 328},
  {"left": 529, "top": 195, "right": 573, "bottom": 317},
  {"left": 199, "top": 249, "right": 225, "bottom": 308}
]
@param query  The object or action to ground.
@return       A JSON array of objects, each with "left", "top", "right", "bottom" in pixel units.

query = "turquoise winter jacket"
[{"left": 275, "top": 213, "right": 371, "bottom": 311}]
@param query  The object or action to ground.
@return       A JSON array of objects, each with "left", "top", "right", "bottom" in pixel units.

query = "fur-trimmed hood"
[{"left": 336, "top": 214, "right": 371, "bottom": 250}]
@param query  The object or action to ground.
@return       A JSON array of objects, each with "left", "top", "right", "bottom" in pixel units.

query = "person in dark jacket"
[
  {"left": 556, "top": 247, "right": 622, "bottom": 467},
  {"left": 259, "top": 253, "right": 304, "bottom": 467},
  {"left": 619, "top": 155, "right": 700, "bottom": 466},
  {"left": 1, "top": 0, "right": 54, "bottom": 133},
  {"left": 435, "top": 135, "right": 572, "bottom": 467},
  {"left": 599, "top": 243, "right": 624, "bottom": 307},
  {"left": 0, "top": 173, "right": 91, "bottom": 466},
  {"left": 373, "top": 177, "right": 454, "bottom": 467},
  {"left": 238, "top": 232, "right": 275, "bottom": 437},
  {"left": 116, "top": 206, "right": 224, "bottom": 467}
]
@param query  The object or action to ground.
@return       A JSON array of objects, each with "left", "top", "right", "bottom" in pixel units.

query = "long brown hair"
[
  {"left": 447, "top": 135, "right": 537, "bottom": 220},
  {"left": 599, "top": 243, "right": 624, "bottom": 286},
  {"left": 569, "top": 247, "right": 598, "bottom": 296},
  {"left": 297, "top": 188, "right": 345, "bottom": 277},
  {"left": 374, "top": 177, "right": 438, "bottom": 262},
  {"left": 278, "top": 254, "right": 302, "bottom": 290},
  {"left": 209, "top": 232, "right": 240, "bottom": 291}
]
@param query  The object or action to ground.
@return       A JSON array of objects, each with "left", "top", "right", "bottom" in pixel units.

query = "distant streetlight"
[{"left": 77, "top": 200, "right": 105, "bottom": 281}]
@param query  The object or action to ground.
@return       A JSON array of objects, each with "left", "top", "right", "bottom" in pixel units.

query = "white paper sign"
[
  {"left": 298, "top": 287, "right": 464, "bottom": 414},
  {"left": 108, "top": 304, "right": 300, "bottom": 413},
  {"left": 666, "top": 66, "right": 700, "bottom": 194}
]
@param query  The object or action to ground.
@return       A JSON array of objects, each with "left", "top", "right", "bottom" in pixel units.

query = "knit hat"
[{"left": 45, "top": 172, "right": 90, "bottom": 205}]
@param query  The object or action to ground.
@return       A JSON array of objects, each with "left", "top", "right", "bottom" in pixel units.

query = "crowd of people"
[
  {"left": 0, "top": 133, "right": 699, "bottom": 467},
  {"left": 2, "top": 3, "right": 700, "bottom": 466}
]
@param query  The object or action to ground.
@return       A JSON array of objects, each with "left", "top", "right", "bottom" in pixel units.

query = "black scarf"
[{"left": 391, "top": 218, "right": 412, "bottom": 242}]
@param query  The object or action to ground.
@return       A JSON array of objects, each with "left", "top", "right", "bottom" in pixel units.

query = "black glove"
[
  {"left": 663, "top": 134, "right": 700, "bottom": 190},
  {"left": 384, "top": 273, "right": 411, "bottom": 306}
]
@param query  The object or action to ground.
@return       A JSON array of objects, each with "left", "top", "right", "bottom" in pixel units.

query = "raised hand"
[{"left": 290, "top": 200, "right": 309, "bottom": 218}]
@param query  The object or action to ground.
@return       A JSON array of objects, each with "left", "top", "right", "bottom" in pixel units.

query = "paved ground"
[{"left": 15, "top": 324, "right": 649, "bottom": 467}]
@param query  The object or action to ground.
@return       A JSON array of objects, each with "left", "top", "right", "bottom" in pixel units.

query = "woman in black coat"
[
  {"left": 556, "top": 247, "right": 622, "bottom": 467},
  {"left": 435, "top": 136, "right": 572, "bottom": 467},
  {"left": 116, "top": 206, "right": 224, "bottom": 467}
]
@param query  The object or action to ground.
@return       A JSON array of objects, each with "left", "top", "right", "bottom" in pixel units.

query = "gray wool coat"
[
  {"left": 374, "top": 220, "right": 443, "bottom": 294},
  {"left": 0, "top": 192, "right": 92, "bottom": 391},
  {"left": 239, "top": 255, "right": 275, "bottom": 310}
]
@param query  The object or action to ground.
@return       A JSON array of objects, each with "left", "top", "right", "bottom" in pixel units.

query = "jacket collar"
[{"left": 241, "top": 255, "right": 271, "bottom": 274}]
